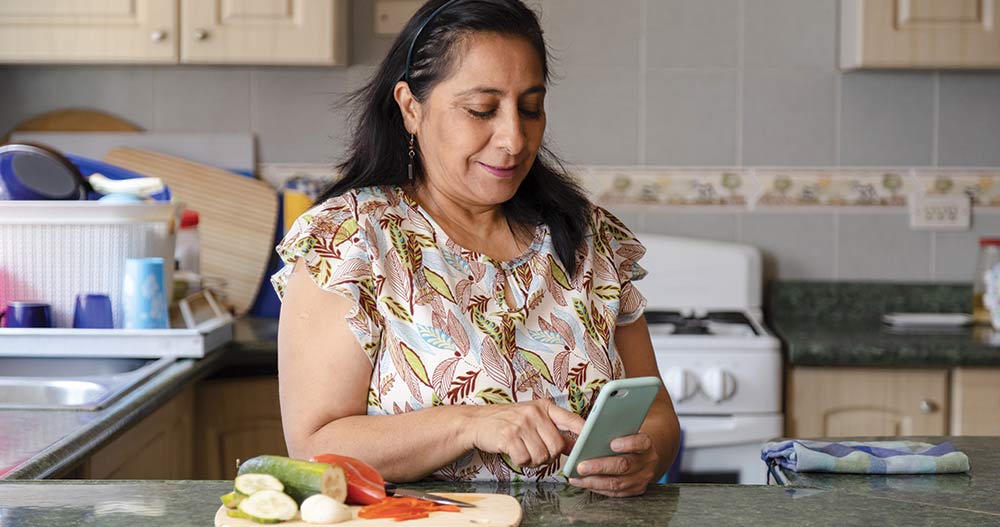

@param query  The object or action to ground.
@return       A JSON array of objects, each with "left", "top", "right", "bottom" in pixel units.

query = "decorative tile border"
[
  {"left": 915, "top": 169, "right": 1000, "bottom": 206},
  {"left": 259, "top": 163, "right": 1000, "bottom": 209},
  {"left": 575, "top": 167, "right": 756, "bottom": 207},
  {"left": 754, "top": 169, "right": 912, "bottom": 207}
]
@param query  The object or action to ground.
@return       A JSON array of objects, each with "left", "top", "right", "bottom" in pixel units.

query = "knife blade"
[{"left": 384, "top": 483, "right": 476, "bottom": 508}]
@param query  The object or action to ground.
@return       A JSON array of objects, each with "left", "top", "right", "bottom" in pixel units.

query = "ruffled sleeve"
[
  {"left": 595, "top": 207, "right": 648, "bottom": 325},
  {"left": 271, "top": 194, "right": 383, "bottom": 363}
]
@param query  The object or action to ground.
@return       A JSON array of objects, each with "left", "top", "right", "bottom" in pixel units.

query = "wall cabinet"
[
  {"left": 951, "top": 368, "right": 1000, "bottom": 435},
  {"left": 841, "top": 0, "right": 1000, "bottom": 69},
  {"left": 180, "top": 0, "right": 347, "bottom": 65},
  {"left": 0, "top": 0, "right": 347, "bottom": 65},
  {"left": 194, "top": 376, "right": 287, "bottom": 480},
  {"left": 0, "top": 0, "right": 179, "bottom": 64},
  {"left": 786, "top": 367, "right": 948, "bottom": 437}
]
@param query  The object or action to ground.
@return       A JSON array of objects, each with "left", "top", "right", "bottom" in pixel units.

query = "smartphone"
[{"left": 563, "top": 376, "right": 662, "bottom": 479}]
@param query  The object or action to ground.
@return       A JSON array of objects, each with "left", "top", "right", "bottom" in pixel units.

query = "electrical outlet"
[
  {"left": 909, "top": 194, "right": 971, "bottom": 231},
  {"left": 375, "top": 0, "right": 422, "bottom": 36}
]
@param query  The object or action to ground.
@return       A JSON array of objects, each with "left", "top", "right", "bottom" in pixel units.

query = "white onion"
[{"left": 300, "top": 494, "right": 353, "bottom": 524}]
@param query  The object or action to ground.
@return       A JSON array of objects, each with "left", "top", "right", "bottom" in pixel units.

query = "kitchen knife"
[{"left": 384, "top": 483, "right": 476, "bottom": 508}]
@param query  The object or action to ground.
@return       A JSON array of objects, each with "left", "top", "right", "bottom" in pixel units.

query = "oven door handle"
[{"left": 679, "top": 414, "right": 783, "bottom": 448}]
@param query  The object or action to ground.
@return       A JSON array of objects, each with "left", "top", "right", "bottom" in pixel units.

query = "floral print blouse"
[{"left": 272, "top": 185, "right": 647, "bottom": 482}]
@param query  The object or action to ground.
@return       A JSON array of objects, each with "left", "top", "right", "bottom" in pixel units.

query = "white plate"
[{"left": 881, "top": 312, "right": 973, "bottom": 327}]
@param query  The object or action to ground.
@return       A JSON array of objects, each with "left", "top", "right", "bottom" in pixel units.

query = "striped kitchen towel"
[{"left": 761, "top": 440, "right": 970, "bottom": 474}]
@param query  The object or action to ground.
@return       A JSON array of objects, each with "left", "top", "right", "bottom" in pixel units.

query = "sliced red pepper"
[
  {"left": 359, "top": 497, "right": 461, "bottom": 522},
  {"left": 310, "top": 453, "right": 387, "bottom": 505}
]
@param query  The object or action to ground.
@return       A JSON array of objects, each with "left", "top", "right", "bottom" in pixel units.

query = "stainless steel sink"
[{"left": 0, "top": 356, "right": 175, "bottom": 411}]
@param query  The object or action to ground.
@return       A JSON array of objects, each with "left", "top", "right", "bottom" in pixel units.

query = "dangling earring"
[{"left": 407, "top": 134, "right": 416, "bottom": 181}]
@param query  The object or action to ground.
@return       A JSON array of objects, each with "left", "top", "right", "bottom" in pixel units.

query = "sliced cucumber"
[
  {"left": 221, "top": 491, "right": 246, "bottom": 509},
  {"left": 237, "top": 455, "right": 347, "bottom": 504},
  {"left": 235, "top": 473, "right": 284, "bottom": 495},
  {"left": 237, "top": 489, "right": 298, "bottom": 524}
]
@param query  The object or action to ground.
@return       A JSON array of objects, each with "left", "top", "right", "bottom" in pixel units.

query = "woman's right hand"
[{"left": 466, "top": 399, "right": 586, "bottom": 468}]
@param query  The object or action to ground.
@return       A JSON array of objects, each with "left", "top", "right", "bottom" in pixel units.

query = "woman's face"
[{"left": 407, "top": 33, "right": 546, "bottom": 209}]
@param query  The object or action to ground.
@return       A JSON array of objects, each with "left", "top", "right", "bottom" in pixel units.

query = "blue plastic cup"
[
  {"left": 2, "top": 302, "right": 52, "bottom": 328},
  {"left": 122, "top": 257, "right": 169, "bottom": 329},
  {"left": 73, "top": 294, "right": 114, "bottom": 329}
]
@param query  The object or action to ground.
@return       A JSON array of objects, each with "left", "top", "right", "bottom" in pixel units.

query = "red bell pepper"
[{"left": 310, "top": 453, "right": 387, "bottom": 505}]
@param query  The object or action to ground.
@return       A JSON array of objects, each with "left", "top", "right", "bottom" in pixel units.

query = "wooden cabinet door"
[
  {"left": 787, "top": 368, "right": 948, "bottom": 437},
  {"left": 180, "top": 0, "right": 347, "bottom": 65},
  {"left": 88, "top": 387, "right": 194, "bottom": 479},
  {"left": 0, "top": 0, "right": 178, "bottom": 63},
  {"left": 195, "top": 376, "right": 287, "bottom": 480},
  {"left": 951, "top": 368, "right": 1000, "bottom": 435},
  {"left": 842, "top": 0, "right": 1000, "bottom": 69}
]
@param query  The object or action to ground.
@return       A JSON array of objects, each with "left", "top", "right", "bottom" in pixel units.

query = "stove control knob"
[
  {"left": 701, "top": 368, "right": 736, "bottom": 404},
  {"left": 663, "top": 368, "right": 699, "bottom": 403}
]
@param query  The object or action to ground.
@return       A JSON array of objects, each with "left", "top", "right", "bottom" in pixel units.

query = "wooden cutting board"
[
  {"left": 214, "top": 493, "right": 522, "bottom": 527},
  {"left": 105, "top": 147, "right": 279, "bottom": 316},
  {"left": 4, "top": 108, "right": 142, "bottom": 141}
]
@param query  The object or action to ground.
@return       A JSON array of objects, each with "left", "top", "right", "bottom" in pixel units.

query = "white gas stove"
[{"left": 637, "top": 235, "right": 783, "bottom": 484}]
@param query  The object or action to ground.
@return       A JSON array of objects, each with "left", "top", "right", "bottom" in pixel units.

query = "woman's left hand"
[{"left": 567, "top": 432, "right": 659, "bottom": 497}]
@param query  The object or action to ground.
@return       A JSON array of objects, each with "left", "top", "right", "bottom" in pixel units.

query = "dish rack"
[{"left": 0, "top": 201, "right": 231, "bottom": 358}]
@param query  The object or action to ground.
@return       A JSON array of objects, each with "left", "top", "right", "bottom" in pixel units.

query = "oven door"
[{"left": 676, "top": 414, "right": 783, "bottom": 484}]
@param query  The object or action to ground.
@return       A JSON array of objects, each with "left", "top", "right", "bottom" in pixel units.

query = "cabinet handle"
[
  {"left": 193, "top": 29, "right": 210, "bottom": 41},
  {"left": 919, "top": 400, "right": 936, "bottom": 414},
  {"left": 150, "top": 30, "right": 167, "bottom": 42}
]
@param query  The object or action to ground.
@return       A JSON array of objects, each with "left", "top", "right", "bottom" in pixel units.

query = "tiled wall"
[{"left": 1, "top": 0, "right": 999, "bottom": 282}]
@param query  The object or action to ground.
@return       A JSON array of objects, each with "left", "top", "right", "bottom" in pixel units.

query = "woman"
[{"left": 273, "top": 0, "right": 680, "bottom": 497}]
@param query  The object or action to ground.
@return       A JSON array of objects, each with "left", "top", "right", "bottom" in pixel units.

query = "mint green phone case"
[{"left": 563, "top": 376, "right": 661, "bottom": 479}]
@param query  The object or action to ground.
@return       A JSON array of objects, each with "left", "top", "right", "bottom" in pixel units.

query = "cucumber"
[
  {"left": 237, "top": 455, "right": 347, "bottom": 504},
  {"left": 235, "top": 474, "right": 284, "bottom": 495},
  {"left": 237, "top": 490, "right": 298, "bottom": 524},
  {"left": 221, "top": 491, "right": 246, "bottom": 509}
]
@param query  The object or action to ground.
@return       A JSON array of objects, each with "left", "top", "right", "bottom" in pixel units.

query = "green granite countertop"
[
  {"left": 0, "top": 319, "right": 279, "bottom": 480},
  {"left": 773, "top": 436, "right": 1000, "bottom": 522},
  {"left": 3, "top": 478, "right": 1000, "bottom": 527},
  {"left": 771, "top": 319, "right": 1000, "bottom": 366},
  {"left": 767, "top": 282, "right": 1000, "bottom": 366}
]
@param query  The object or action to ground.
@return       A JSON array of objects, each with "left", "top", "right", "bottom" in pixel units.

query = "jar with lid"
[{"left": 973, "top": 238, "right": 1000, "bottom": 324}]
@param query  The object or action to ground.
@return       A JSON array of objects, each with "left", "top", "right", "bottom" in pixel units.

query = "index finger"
[{"left": 542, "top": 401, "right": 585, "bottom": 435}]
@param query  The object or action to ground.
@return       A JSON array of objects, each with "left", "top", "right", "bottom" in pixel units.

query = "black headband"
[{"left": 404, "top": 0, "right": 460, "bottom": 85}]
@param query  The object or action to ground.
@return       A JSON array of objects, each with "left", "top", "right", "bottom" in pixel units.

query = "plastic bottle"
[
  {"left": 175, "top": 209, "right": 201, "bottom": 274},
  {"left": 973, "top": 238, "right": 1000, "bottom": 324}
]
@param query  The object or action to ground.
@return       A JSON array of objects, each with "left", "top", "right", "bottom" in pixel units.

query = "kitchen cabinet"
[
  {"left": 0, "top": 0, "right": 179, "bottom": 64},
  {"left": 786, "top": 367, "right": 948, "bottom": 437},
  {"left": 87, "top": 386, "right": 195, "bottom": 479},
  {"left": 0, "top": 0, "right": 348, "bottom": 65},
  {"left": 841, "top": 0, "right": 1000, "bottom": 69},
  {"left": 950, "top": 368, "right": 1000, "bottom": 435},
  {"left": 180, "top": 0, "right": 348, "bottom": 65},
  {"left": 194, "top": 376, "right": 287, "bottom": 480}
]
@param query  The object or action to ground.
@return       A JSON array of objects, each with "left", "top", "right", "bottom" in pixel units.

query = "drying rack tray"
[{"left": 0, "top": 317, "right": 233, "bottom": 358}]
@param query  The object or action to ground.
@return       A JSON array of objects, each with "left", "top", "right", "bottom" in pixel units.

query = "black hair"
[{"left": 318, "top": 0, "right": 590, "bottom": 274}]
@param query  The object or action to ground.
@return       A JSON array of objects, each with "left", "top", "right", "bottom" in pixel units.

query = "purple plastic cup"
[
  {"left": 73, "top": 294, "right": 114, "bottom": 329},
  {"left": 2, "top": 302, "right": 52, "bottom": 328}
]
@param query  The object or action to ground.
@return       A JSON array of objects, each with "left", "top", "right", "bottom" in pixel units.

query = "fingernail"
[
  {"left": 568, "top": 478, "right": 582, "bottom": 486},
  {"left": 611, "top": 440, "right": 623, "bottom": 450},
  {"left": 577, "top": 463, "right": 589, "bottom": 475}
]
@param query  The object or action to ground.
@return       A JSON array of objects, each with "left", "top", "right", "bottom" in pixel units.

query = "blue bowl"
[{"left": 65, "top": 154, "right": 172, "bottom": 202}]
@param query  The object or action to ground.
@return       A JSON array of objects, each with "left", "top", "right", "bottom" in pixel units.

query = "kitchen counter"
[
  {"left": 766, "top": 281, "right": 1000, "bottom": 366},
  {"left": 772, "top": 436, "right": 1000, "bottom": 521},
  {"left": 2, "top": 478, "right": 999, "bottom": 526},
  {"left": 0, "top": 318, "right": 279, "bottom": 480},
  {"left": 771, "top": 318, "right": 1000, "bottom": 366}
]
